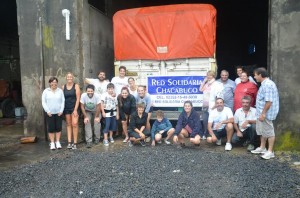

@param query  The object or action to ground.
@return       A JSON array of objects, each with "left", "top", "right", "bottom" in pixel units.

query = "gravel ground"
[{"left": 0, "top": 143, "right": 299, "bottom": 198}]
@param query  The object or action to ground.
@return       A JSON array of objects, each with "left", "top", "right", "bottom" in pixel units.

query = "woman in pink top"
[
  {"left": 199, "top": 70, "right": 216, "bottom": 140},
  {"left": 233, "top": 71, "right": 258, "bottom": 112}
]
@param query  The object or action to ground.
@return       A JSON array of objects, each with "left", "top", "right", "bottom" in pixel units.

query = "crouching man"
[
  {"left": 232, "top": 96, "right": 257, "bottom": 151},
  {"left": 207, "top": 97, "right": 234, "bottom": 151}
]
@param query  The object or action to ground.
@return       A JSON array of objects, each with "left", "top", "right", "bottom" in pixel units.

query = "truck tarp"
[{"left": 113, "top": 4, "right": 216, "bottom": 61}]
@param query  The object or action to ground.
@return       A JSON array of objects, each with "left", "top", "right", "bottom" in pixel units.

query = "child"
[
  {"left": 101, "top": 83, "right": 119, "bottom": 146},
  {"left": 151, "top": 110, "right": 175, "bottom": 146}
]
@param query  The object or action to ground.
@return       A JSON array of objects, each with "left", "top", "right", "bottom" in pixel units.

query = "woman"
[
  {"left": 42, "top": 77, "right": 65, "bottom": 150},
  {"left": 118, "top": 87, "right": 136, "bottom": 143},
  {"left": 233, "top": 71, "right": 258, "bottom": 112},
  {"left": 128, "top": 103, "right": 150, "bottom": 147},
  {"left": 62, "top": 72, "right": 81, "bottom": 149},
  {"left": 173, "top": 101, "right": 202, "bottom": 146},
  {"left": 128, "top": 77, "right": 138, "bottom": 99},
  {"left": 199, "top": 70, "right": 217, "bottom": 140}
]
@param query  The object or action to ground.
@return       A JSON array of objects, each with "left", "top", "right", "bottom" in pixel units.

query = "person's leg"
[
  {"left": 165, "top": 128, "right": 175, "bottom": 141},
  {"left": 122, "top": 117, "right": 129, "bottom": 140},
  {"left": 146, "top": 112, "right": 152, "bottom": 130},
  {"left": 103, "top": 117, "right": 111, "bottom": 141},
  {"left": 267, "top": 136, "right": 275, "bottom": 152},
  {"left": 155, "top": 133, "right": 162, "bottom": 142},
  {"left": 85, "top": 112, "right": 93, "bottom": 143},
  {"left": 93, "top": 112, "right": 101, "bottom": 142},
  {"left": 177, "top": 129, "right": 189, "bottom": 144},
  {"left": 65, "top": 114, "right": 72, "bottom": 143},
  {"left": 225, "top": 123, "right": 233, "bottom": 143},
  {"left": 207, "top": 130, "right": 219, "bottom": 143},
  {"left": 72, "top": 112, "right": 79, "bottom": 144},
  {"left": 55, "top": 114, "right": 63, "bottom": 142},
  {"left": 110, "top": 116, "right": 117, "bottom": 141},
  {"left": 202, "top": 111, "right": 209, "bottom": 136},
  {"left": 245, "top": 124, "right": 256, "bottom": 145},
  {"left": 190, "top": 134, "right": 201, "bottom": 145},
  {"left": 49, "top": 133, "right": 55, "bottom": 143}
]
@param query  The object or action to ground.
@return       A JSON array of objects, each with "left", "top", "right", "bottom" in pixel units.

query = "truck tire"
[{"left": 1, "top": 98, "right": 16, "bottom": 117}]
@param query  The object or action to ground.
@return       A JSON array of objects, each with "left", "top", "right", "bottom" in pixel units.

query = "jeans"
[
  {"left": 232, "top": 124, "right": 257, "bottom": 145},
  {"left": 84, "top": 111, "right": 101, "bottom": 143}
]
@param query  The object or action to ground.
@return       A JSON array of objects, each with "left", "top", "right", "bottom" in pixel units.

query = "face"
[
  {"left": 184, "top": 103, "right": 192, "bottom": 113},
  {"left": 220, "top": 71, "right": 229, "bottom": 82},
  {"left": 50, "top": 80, "right": 58, "bottom": 90},
  {"left": 98, "top": 72, "right": 106, "bottom": 81},
  {"left": 215, "top": 99, "right": 224, "bottom": 112},
  {"left": 207, "top": 74, "right": 214, "bottom": 81},
  {"left": 240, "top": 73, "right": 249, "bottom": 83},
  {"left": 107, "top": 87, "right": 114, "bottom": 95},
  {"left": 119, "top": 68, "right": 126, "bottom": 78},
  {"left": 156, "top": 116, "right": 163, "bottom": 122},
  {"left": 66, "top": 73, "right": 73, "bottom": 83},
  {"left": 137, "top": 107, "right": 144, "bottom": 114},
  {"left": 128, "top": 78, "right": 135, "bottom": 87},
  {"left": 86, "top": 88, "right": 94, "bottom": 98},
  {"left": 242, "top": 99, "right": 251, "bottom": 110},
  {"left": 138, "top": 87, "right": 145, "bottom": 97},
  {"left": 254, "top": 72, "right": 262, "bottom": 83},
  {"left": 121, "top": 89, "right": 129, "bottom": 98},
  {"left": 236, "top": 68, "right": 243, "bottom": 76}
]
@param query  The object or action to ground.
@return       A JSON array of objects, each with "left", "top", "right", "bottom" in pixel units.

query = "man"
[
  {"left": 232, "top": 95, "right": 257, "bottom": 151},
  {"left": 235, "top": 66, "right": 257, "bottom": 85},
  {"left": 136, "top": 85, "right": 153, "bottom": 131},
  {"left": 207, "top": 97, "right": 234, "bottom": 151},
  {"left": 111, "top": 66, "right": 128, "bottom": 96},
  {"left": 216, "top": 70, "right": 236, "bottom": 112},
  {"left": 80, "top": 84, "right": 101, "bottom": 148},
  {"left": 251, "top": 67, "right": 279, "bottom": 160},
  {"left": 85, "top": 71, "right": 109, "bottom": 96}
]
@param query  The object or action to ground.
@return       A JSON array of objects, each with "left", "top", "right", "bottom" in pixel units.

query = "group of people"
[{"left": 41, "top": 66, "right": 279, "bottom": 160}]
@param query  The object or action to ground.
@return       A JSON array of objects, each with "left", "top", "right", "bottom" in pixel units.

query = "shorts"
[
  {"left": 208, "top": 128, "right": 227, "bottom": 139},
  {"left": 46, "top": 114, "right": 63, "bottom": 133},
  {"left": 256, "top": 118, "right": 275, "bottom": 138},
  {"left": 63, "top": 108, "right": 80, "bottom": 115},
  {"left": 155, "top": 131, "right": 168, "bottom": 138},
  {"left": 129, "top": 129, "right": 151, "bottom": 139},
  {"left": 103, "top": 116, "right": 117, "bottom": 133}
]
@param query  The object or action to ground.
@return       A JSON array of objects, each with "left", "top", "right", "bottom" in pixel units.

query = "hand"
[
  {"left": 214, "top": 122, "right": 223, "bottom": 130},
  {"left": 151, "top": 141, "right": 155, "bottom": 146},
  {"left": 259, "top": 114, "right": 266, "bottom": 122},
  {"left": 159, "top": 130, "right": 164, "bottom": 134},
  {"left": 58, "top": 112, "right": 63, "bottom": 116},
  {"left": 84, "top": 117, "right": 89, "bottom": 124},
  {"left": 72, "top": 110, "right": 78, "bottom": 117},
  {"left": 94, "top": 117, "right": 100, "bottom": 123},
  {"left": 102, "top": 113, "right": 106, "bottom": 118},
  {"left": 173, "top": 136, "right": 178, "bottom": 143},
  {"left": 241, "top": 121, "right": 249, "bottom": 129},
  {"left": 237, "top": 130, "right": 243, "bottom": 138},
  {"left": 47, "top": 112, "right": 52, "bottom": 117},
  {"left": 203, "top": 77, "right": 208, "bottom": 83}
]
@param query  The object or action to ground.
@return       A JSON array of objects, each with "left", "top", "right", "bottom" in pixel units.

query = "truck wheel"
[{"left": 1, "top": 98, "right": 16, "bottom": 117}]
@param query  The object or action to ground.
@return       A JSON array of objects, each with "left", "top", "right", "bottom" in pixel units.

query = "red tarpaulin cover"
[{"left": 113, "top": 4, "right": 216, "bottom": 60}]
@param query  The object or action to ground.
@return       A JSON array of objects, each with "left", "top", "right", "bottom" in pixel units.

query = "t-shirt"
[
  {"left": 234, "top": 107, "right": 256, "bottom": 132},
  {"left": 111, "top": 76, "right": 128, "bottom": 96},
  {"left": 101, "top": 92, "right": 118, "bottom": 117},
  {"left": 208, "top": 107, "right": 233, "bottom": 130},
  {"left": 80, "top": 93, "right": 101, "bottom": 112},
  {"left": 85, "top": 78, "right": 109, "bottom": 96}
]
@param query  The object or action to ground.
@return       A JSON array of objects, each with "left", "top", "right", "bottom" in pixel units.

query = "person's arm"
[
  {"left": 130, "top": 95, "right": 136, "bottom": 114},
  {"left": 144, "top": 94, "right": 152, "bottom": 113},
  {"left": 199, "top": 77, "right": 208, "bottom": 92},
  {"left": 151, "top": 121, "right": 157, "bottom": 140},
  {"left": 84, "top": 78, "right": 91, "bottom": 84},
  {"left": 233, "top": 122, "right": 243, "bottom": 137},
  {"left": 73, "top": 84, "right": 81, "bottom": 116},
  {"left": 207, "top": 122, "right": 216, "bottom": 138},
  {"left": 59, "top": 89, "right": 65, "bottom": 116},
  {"left": 94, "top": 102, "right": 101, "bottom": 123},
  {"left": 100, "top": 98, "right": 106, "bottom": 118},
  {"left": 80, "top": 103, "right": 89, "bottom": 124},
  {"left": 174, "top": 113, "right": 183, "bottom": 136},
  {"left": 259, "top": 101, "right": 272, "bottom": 121},
  {"left": 41, "top": 90, "right": 50, "bottom": 114},
  {"left": 190, "top": 112, "right": 201, "bottom": 138},
  {"left": 164, "top": 119, "right": 173, "bottom": 132}
]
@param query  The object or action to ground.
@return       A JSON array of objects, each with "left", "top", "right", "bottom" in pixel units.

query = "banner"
[{"left": 147, "top": 76, "right": 205, "bottom": 107}]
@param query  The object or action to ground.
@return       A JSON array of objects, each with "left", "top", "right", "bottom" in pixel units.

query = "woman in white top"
[
  {"left": 128, "top": 77, "right": 138, "bottom": 99},
  {"left": 42, "top": 77, "right": 65, "bottom": 150}
]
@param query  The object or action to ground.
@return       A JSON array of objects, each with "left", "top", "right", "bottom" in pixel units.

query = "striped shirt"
[{"left": 256, "top": 78, "right": 279, "bottom": 120}]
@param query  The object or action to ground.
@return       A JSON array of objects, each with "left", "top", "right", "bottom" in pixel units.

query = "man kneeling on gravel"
[{"left": 207, "top": 97, "right": 234, "bottom": 151}]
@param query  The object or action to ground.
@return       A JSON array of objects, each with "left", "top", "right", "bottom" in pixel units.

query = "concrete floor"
[{"left": 1, "top": 118, "right": 299, "bottom": 172}]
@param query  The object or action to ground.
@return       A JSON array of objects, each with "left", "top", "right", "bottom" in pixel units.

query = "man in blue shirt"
[{"left": 251, "top": 68, "right": 279, "bottom": 160}]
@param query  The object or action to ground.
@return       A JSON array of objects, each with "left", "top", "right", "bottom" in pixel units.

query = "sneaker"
[
  {"left": 109, "top": 137, "right": 114, "bottom": 143},
  {"left": 94, "top": 139, "right": 99, "bottom": 145},
  {"left": 140, "top": 140, "right": 146, "bottom": 147},
  {"left": 261, "top": 151, "right": 275, "bottom": 160},
  {"left": 86, "top": 142, "right": 92, "bottom": 148},
  {"left": 67, "top": 143, "right": 72, "bottom": 149},
  {"left": 128, "top": 141, "right": 133, "bottom": 147},
  {"left": 164, "top": 140, "right": 171, "bottom": 145},
  {"left": 225, "top": 143, "right": 232, "bottom": 151},
  {"left": 247, "top": 144, "right": 255, "bottom": 151},
  {"left": 103, "top": 140, "right": 109, "bottom": 146},
  {"left": 216, "top": 139, "right": 222, "bottom": 146},
  {"left": 251, "top": 147, "right": 267, "bottom": 154},
  {"left": 202, "top": 135, "right": 207, "bottom": 140},
  {"left": 55, "top": 141, "right": 62, "bottom": 149},
  {"left": 50, "top": 142, "right": 56, "bottom": 150},
  {"left": 157, "top": 140, "right": 162, "bottom": 144},
  {"left": 72, "top": 144, "right": 77, "bottom": 150},
  {"left": 123, "top": 137, "right": 129, "bottom": 143},
  {"left": 145, "top": 137, "right": 151, "bottom": 143}
]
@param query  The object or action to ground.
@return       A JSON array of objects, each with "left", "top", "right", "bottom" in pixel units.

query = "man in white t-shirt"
[
  {"left": 80, "top": 84, "right": 101, "bottom": 148},
  {"left": 85, "top": 71, "right": 109, "bottom": 96},
  {"left": 111, "top": 66, "right": 128, "bottom": 96},
  {"left": 207, "top": 97, "right": 234, "bottom": 151}
]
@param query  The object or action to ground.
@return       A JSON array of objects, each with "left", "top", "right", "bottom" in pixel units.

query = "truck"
[{"left": 113, "top": 4, "right": 217, "bottom": 120}]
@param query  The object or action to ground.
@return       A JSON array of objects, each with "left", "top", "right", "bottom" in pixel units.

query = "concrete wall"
[{"left": 270, "top": 0, "right": 300, "bottom": 150}]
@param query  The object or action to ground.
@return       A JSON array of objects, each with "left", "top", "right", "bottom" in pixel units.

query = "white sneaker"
[
  {"left": 50, "top": 142, "right": 56, "bottom": 150},
  {"left": 216, "top": 139, "right": 222, "bottom": 146},
  {"left": 164, "top": 140, "right": 171, "bottom": 145},
  {"left": 145, "top": 137, "right": 151, "bottom": 143},
  {"left": 202, "top": 135, "right": 207, "bottom": 140},
  {"left": 251, "top": 147, "right": 267, "bottom": 154},
  {"left": 261, "top": 151, "right": 275, "bottom": 160},
  {"left": 55, "top": 141, "right": 62, "bottom": 149},
  {"left": 225, "top": 143, "right": 232, "bottom": 151}
]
